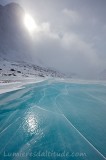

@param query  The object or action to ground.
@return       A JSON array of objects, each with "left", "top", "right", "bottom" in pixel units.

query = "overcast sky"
[{"left": 0, "top": 0, "right": 106, "bottom": 79}]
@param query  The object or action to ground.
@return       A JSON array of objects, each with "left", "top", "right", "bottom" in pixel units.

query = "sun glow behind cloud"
[
  {"left": 24, "top": 14, "right": 38, "bottom": 33},
  {"left": 20, "top": 0, "right": 105, "bottom": 79}
]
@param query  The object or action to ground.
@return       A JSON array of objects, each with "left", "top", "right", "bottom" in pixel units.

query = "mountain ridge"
[{"left": 0, "top": 2, "right": 67, "bottom": 79}]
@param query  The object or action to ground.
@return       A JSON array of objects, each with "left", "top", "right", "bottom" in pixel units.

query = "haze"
[{"left": 0, "top": 0, "right": 106, "bottom": 79}]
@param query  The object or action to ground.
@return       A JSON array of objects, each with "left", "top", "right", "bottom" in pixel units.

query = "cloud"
[
  {"left": 30, "top": 21, "right": 60, "bottom": 42},
  {"left": 30, "top": 26, "right": 101, "bottom": 78},
  {"left": 0, "top": 0, "right": 106, "bottom": 79},
  {"left": 62, "top": 8, "right": 81, "bottom": 24},
  {"left": 61, "top": 33, "right": 100, "bottom": 76}
]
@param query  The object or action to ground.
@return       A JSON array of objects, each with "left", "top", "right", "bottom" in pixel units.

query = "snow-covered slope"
[
  {"left": 0, "top": 57, "right": 65, "bottom": 81},
  {"left": 0, "top": 3, "right": 66, "bottom": 81}
]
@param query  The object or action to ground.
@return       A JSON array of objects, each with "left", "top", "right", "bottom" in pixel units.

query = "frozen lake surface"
[{"left": 0, "top": 80, "right": 106, "bottom": 160}]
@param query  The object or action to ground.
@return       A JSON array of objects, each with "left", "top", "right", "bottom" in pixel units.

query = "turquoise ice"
[{"left": 0, "top": 80, "right": 106, "bottom": 160}]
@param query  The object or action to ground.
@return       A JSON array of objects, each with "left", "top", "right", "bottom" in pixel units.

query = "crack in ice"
[{"left": 62, "top": 114, "right": 106, "bottom": 160}]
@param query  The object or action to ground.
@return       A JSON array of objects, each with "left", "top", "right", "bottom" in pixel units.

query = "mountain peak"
[
  {"left": 4, "top": 2, "right": 24, "bottom": 16},
  {"left": 4, "top": 2, "right": 22, "bottom": 9},
  {"left": 0, "top": 2, "right": 31, "bottom": 61}
]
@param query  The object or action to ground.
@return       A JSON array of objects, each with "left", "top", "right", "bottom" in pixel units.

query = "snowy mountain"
[
  {"left": 0, "top": 57, "right": 65, "bottom": 81},
  {"left": 0, "top": 3, "right": 32, "bottom": 61},
  {"left": 0, "top": 3, "right": 66, "bottom": 79}
]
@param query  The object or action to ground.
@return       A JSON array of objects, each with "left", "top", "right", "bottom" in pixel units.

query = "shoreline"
[
  {"left": 0, "top": 78, "right": 47, "bottom": 95},
  {"left": 0, "top": 78, "right": 106, "bottom": 95}
]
